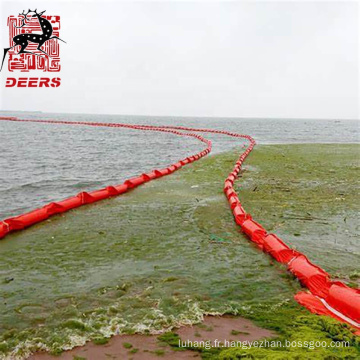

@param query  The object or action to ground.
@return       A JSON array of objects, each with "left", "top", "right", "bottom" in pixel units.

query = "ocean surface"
[{"left": 0, "top": 111, "right": 359, "bottom": 219}]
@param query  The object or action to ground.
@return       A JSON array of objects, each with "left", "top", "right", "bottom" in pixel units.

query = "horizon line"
[{"left": 0, "top": 109, "right": 358, "bottom": 121}]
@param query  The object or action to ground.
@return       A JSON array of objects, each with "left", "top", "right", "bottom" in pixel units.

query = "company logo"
[{"left": 1, "top": 9, "right": 65, "bottom": 87}]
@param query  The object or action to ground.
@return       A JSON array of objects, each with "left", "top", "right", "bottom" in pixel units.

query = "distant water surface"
[{"left": 0, "top": 111, "right": 359, "bottom": 218}]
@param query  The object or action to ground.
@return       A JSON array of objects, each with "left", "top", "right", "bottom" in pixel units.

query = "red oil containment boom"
[{"left": 0, "top": 116, "right": 359, "bottom": 333}]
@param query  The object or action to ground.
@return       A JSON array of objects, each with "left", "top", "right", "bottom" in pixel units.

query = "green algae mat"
[{"left": 0, "top": 144, "right": 359, "bottom": 358}]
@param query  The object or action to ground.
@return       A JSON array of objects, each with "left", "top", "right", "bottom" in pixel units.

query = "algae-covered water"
[{"left": 0, "top": 142, "right": 359, "bottom": 358}]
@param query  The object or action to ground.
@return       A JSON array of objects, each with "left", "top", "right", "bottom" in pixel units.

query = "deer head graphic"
[{"left": 0, "top": 9, "right": 66, "bottom": 72}]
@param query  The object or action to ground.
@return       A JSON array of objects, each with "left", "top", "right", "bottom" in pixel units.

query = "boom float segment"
[{"left": 0, "top": 116, "right": 359, "bottom": 333}]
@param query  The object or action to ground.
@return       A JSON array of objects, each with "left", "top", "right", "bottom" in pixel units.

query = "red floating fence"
[
  {"left": 326, "top": 283, "right": 360, "bottom": 324},
  {"left": 262, "top": 233, "right": 300, "bottom": 264},
  {"left": 288, "top": 255, "right": 331, "bottom": 298},
  {"left": 0, "top": 117, "right": 358, "bottom": 333}
]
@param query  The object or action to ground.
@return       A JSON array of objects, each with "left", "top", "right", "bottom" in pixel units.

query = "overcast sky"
[{"left": 0, "top": 0, "right": 358, "bottom": 119}]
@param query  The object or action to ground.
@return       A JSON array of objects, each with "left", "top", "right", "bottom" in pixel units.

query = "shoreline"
[{"left": 29, "top": 315, "right": 275, "bottom": 360}]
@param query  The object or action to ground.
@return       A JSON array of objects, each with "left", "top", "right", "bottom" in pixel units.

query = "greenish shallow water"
[{"left": 0, "top": 144, "right": 359, "bottom": 358}]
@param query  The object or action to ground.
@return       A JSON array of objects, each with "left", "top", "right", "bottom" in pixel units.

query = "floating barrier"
[
  {"left": 0, "top": 116, "right": 358, "bottom": 333},
  {"left": 288, "top": 255, "right": 331, "bottom": 298},
  {"left": 262, "top": 233, "right": 300, "bottom": 264},
  {"left": 240, "top": 218, "right": 267, "bottom": 247}
]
